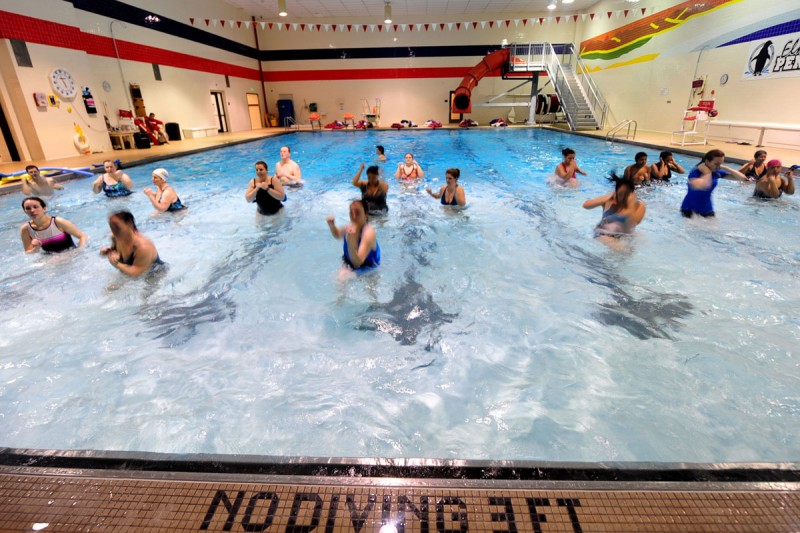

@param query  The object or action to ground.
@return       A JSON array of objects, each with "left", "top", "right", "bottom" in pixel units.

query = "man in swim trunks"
[
  {"left": 624, "top": 152, "right": 651, "bottom": 187},
  {"left": 21, "top": 165, "right": 64, "bottom": 196},
  {"left": 753, "top": 160, "right": 795, "bottom": 199},
  {"left": 275, "top": 146, "right": 302, "bottom": 186}
]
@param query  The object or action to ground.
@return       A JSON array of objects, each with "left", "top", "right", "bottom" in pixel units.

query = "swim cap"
[
  {"left": 766, "top": 159, "right": 782, "bottom": 169},
  {"left": 152, "top": 168, "right": 169, "bottom": 180},
  {"left": 790, "top": 164, "right": 799, "bottom": 171}
]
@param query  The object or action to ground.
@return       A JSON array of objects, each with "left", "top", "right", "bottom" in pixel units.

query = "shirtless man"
[
  {"left": 21, "top": 165, "right": 64, "bottom": 196},
  {"left": 624, "top": 152, "right": 651, "bottom": 187},
  {"left": 275, "top": 145, "right": 303, "bottom": 186}
]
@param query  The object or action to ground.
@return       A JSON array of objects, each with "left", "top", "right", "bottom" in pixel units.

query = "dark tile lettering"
[
  {"left": 200, "top": 490, "right": 246, "bottom": 531},
  {"left": 488, "top": 496, "right": 516, "bottom": 533},
  {"left": 525, "top": 497, "right": 551, "bottom": 533}
]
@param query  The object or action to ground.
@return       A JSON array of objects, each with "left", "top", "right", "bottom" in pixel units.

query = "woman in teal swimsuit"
[
  {"left": 326, "top": 200, "right": 380, "bottom": 279},
  {"left": 92, "top": 160, "right": 133, "bottom": 197},
  {"left": 143, "top": 168, "right": 185, "bottom": 212},
  {"left": 583, "top": 173, "right": 646, "bottom": 247}
]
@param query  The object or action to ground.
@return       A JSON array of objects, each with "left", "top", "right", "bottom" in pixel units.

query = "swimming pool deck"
[
  {"left": 2, "top": 126, "right": 799, "bottom": 530},
  {"left": 0, "top": 450, "right": 798, "bottom": 532},
  {"left": 2, "top": 125, "right": 799, "bottom": 194}
]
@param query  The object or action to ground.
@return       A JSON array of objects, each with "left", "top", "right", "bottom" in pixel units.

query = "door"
[
  {"left": 0, "top": 98, "right": 21, "bottom": 162},
  {"left": 210, "top": 91, "right": 228, "bottom": 133},
  {"left": 246, "top": 93, "right": 262, "bottom": 129},
  {"left": 448, "top": 91, "right": 462, "bottom": 124}
]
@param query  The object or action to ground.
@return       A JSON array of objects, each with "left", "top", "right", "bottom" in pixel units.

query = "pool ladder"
[
  {"left": 283, "top": 117, "right": 299, "bottom": 131},
  {"left": 606, "top": 119, "right": 637, "bottom": 142}
]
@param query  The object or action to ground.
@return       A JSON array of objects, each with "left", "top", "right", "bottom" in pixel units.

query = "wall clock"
[
  {"left": 720, "top": 73, "right": 729, "bottom": 85},
  {"left": 49, "top": 67, "right": 78, "bottom": 99},
  {"left": 102, "top": 80, "right": 112, "bottom": 92}
]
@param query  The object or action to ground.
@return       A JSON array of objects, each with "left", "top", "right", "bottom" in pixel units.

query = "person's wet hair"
[
  {"left": 351, "top": 199, "right": 369, "bottom": 222},
  {"left": 754, "top": 150, "right": 767, "bottom": 158},
  {"left": 110, "top": 210, "right": 137, "bottom": 231},
  {"left": 659, "top": 151, "right": 673, "bottom": 160},
  {"left": 376, "top": 145, "right": 385, "bottom": 155},
  {"left": 22, "top": 196, "right": 46, "bottom": 210},
  {"left": 607, "top": 171, "right": 635, "bottom": 205},
  {"left": 446, "top": 168, "right": 460, "bottom": 180},
  {"left": 703, "top": 149, "right": 725, "bottom": 163},
  {"left": 367, "top": 165, "right": 380, "bottom": 176},
  {"left": 255, "top": 160, "right": 268, "bottom": 171},
  {"left": 562, "top": 148, "right": 575, "bottom": 157},
  {"left": 635, "top": 152, "right": 647, "bottom": 161},
  {"left": 25, "top": 164, "right": 39, "bottom": 173}
]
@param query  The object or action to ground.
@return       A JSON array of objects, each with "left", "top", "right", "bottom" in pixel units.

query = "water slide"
[{"left": 452, "top": 48, "right": 510, "bottom": 114}]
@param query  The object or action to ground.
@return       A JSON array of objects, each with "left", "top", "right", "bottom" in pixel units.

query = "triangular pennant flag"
[
  {"left": 277, "top": 23, "right": 283, "bottom": 31},
  {"left": 212, "top": 19, "right": 218, "bottom": 27},
  {"left": 300, "top": 23, "right": 305, "bottom": 31},
  {"left": 523, "top": 19, "right": 528, "bottom": 26},
  {"left": 478, "top": 21, "right": 483, "bottom": 29},
  {"left": 456, "top": 22, "right": 461, "bottom": 30},
  {"left": 408, "top": 24, "right": 413, "bottom": 31},
  {"left": 339, "top": 24, "right": 346, "bottom": 31},
  {"left": 440, "top": 23, "right": 446, "bottom": 31},
  {"left": 416, "top": 23, "right": 423, "bottom": 31},
  {"left": 580, "top": 14, "right": 586, "bottom": 21},
  {"left": 641, "top": 7, "right": 647, "bottom": 15},
  {"left": 236, "top": 21, "right": 242, "bottom": 28},
  {"left": 323, "top": 24, "right": 330, "bottom": 31},
  {"left": 219, "top": 20, "right": 225, "bottom": 27},
  {"left": 204, "top": 19, "right": 210, "bottom": 27},
  {"left": 624, "top": 9, "right": 629, "bottom": 17},
  {"left": 316, "top": 24, "right": 321, "bottom": 31},
  {"left": 376, "top": 24, "right": 382, "bottom": 32},
  {"left": 432, "top": 23, "right": 437, "bottom": 31},
  {"left": 268, "top": 22, "right": 273, "bottom": 29},
  {"left": 556, "top": 16, "right": 560, "bottom": 23},
  {"left": 650, "top": 6, "right": 656, "bottom": 14},
  {"left": 590, "top": 13, "right": 595, "bottom": 20},
  {"left": 189, "top": 18, "right": 195, "bottom": 26},
  {"left": 539, "top": 17, "right": 544, "bottom": 25},
  {"left": 489, "top": 21, "right": 494, "bottom": 28},
  {"left": 331, "top": 24, "right": 336, "bottom": 32},
  {"left": 607, "top": 11, "right": 612, "bottom": 18},
  {"left": 514, "top": 19, "right": 520, "bottom": 27},
  {"left": 291, "top": 23, "right": 297, "bottom": 30},
  {"left": 464, "top": 22, "right": 470, "bottom": 30},
  {"left": 393, "top": 24, "right": 399, "bottom": 32},
  {"left": 424, "top": 23, "right": 429, "bottom": 31},
  {"left": 400, "top": 24, "right": 406, "bottom": 31},
  {"left": 244, "top": 20, "right": 251, "bottom": 29},
  {"left": 573, "top": 15, "right": 579, "bottom": 22},
  {"left": 363, "top": 25, "right": 368, "bottom": 32},
  {"left": 496, "top": 20, "right": 502, "bottom": 27},
  {"left": 546, "top": 17, "right": 552, "bottom": 24},
  {"left": 505, "top": 20, "right": 511, "bottom": 27},
  {"left": 347, "top": 24, "right": 352, "bottom": 32},
  {"left": 370, "top": 24, "right": 376, "bottom": 32},
  {"left": 259, "top": 21, "right": 265, "bottom": 29}
]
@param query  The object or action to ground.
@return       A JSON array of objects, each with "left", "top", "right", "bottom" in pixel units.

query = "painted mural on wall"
[{"left": 742, "top": 33, "right": 800, "bottom": 80}]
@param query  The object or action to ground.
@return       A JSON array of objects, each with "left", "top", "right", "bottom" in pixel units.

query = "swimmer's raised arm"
[
  {"left": 582, "top": 192, "right": 613, "bottom": 210},
  {"left": 326, "top": 215, "right": 344, "bottom": 239},
  {"left": 426, "top": 186, "right": 445, "bottom": 199},
  {"left": 719, "top": 165, "right": 747, "bottom": 181},
  {"left": 352, "top": 163, "right": 366, "bottom": 187},
  {"left": 92, "top": 174, "right": 104, "bottom": 194}
]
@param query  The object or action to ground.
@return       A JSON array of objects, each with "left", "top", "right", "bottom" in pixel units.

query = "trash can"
[
  {"left": 134, "top": 132, "right": 151, "bottom": 149},
  {"left": 165, "top": 122, "right": 181, "bottom": 141}
]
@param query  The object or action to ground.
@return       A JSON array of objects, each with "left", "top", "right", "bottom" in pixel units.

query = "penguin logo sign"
[
  {"left": 744, "top": 31, "right": 800, "bottom": 80},
  {"left": 748, "top": 41, "right": 774, "bottom": 76}
]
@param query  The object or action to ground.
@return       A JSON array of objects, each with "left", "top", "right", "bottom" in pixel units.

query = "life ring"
[
  {"left": 549, "top": 94, "right": 561, "bottom": 114},
  {"left": 73, "top": 133, "right": 90, "bottom": 154}
]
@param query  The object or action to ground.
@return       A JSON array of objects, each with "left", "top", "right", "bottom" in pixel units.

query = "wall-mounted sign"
[
  {"left": 33, "top": 92, "right": 47, "bottom": 108},
  {"left": 743, "top": 32, "right": 800, "bottom": 80}
]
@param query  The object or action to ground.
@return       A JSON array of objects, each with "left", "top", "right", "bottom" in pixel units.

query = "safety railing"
[
  {"left": 568, "top": 43, "right": 608, "bottom": 129},
  {"left": 605, "top": 119, "right": 638, "bottom": 142},
  {"left": 542, "top": 43, "right": 579, "bottom": 130},
  {"left": 283, "top": 116, "right": 298, "bottom": 130}
]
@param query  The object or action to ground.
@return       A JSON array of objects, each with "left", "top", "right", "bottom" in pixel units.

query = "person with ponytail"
[{"left": 582, "top": 172, "right": 646, "bottom": 243}]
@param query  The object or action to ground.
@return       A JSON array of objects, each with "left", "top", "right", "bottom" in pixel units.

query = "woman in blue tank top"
[
  {"left": 326, "top": 200, "right": 380, "bottom": 278},
  {"left": 680, "top": 149, "right": 747, "bottom": 218}
]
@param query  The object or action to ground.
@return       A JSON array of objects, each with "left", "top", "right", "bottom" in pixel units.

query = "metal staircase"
[{"left": 507, "top": 43, "right": 607, "bottom": 131}]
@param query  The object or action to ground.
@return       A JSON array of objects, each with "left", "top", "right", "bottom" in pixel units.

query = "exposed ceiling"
[{"left": 221, "top": 0, "right": 614, "bottom": 20}]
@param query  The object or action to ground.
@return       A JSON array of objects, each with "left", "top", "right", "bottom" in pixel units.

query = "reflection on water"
[{"left": 0, "top": 129, "right": 797, "bottom": 462}]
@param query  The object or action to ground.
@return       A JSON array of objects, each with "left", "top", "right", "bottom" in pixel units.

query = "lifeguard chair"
[
  {"left": 361, "top": 98, "right": 381, "bottom": 127},
  {"left": 671, "top": 99, "right": 717, "bottom": 146},
  {"left": 308, "top": 112, "right": 322, "bottom": 130},
  {"left": 343, "top": 112, "right": 355, "bottom": 128}
]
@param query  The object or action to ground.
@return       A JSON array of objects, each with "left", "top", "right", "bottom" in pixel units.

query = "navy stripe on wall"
[{"left": 63, "top": 0, "right": 542, "bottom": 63}]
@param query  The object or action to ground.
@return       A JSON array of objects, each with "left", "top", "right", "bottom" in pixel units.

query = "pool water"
[{"left": 0, "top": 129, "right": 798, "bottom": 462}]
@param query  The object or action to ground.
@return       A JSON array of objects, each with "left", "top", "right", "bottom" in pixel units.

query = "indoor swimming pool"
[{"left": 0, "top": 129, "right": 798, "bottom": 463}]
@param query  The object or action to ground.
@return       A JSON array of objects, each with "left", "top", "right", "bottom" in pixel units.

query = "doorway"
[
  {"left": 448, "top": 91, "right": 462, "bottom": 124},
  {"left": 211, "top": 91, "right": 228, "bottom": 133},
  {"left": 246, "top": 93, "right": 262, "bottom": 129},
  {"left": 0, "top": 98, "right": 21, "bottom": 162}
]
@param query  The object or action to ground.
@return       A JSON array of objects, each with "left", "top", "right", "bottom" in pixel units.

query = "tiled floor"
[{"left": 0, "top": 467, "right": 798, "bottom": 532}]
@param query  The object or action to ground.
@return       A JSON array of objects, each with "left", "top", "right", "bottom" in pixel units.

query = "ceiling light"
[
  {"left": 562, "top": 0, "right": 574, "bottom": 4},
  {"left": 278, "top": 0, "right": 287, "bottom": 17},
  {"left": 547, "top": 1, "right": 557, "bottom": 10},
  {"left": 384, "top": 2, "right": 392, "bottom": 24}
]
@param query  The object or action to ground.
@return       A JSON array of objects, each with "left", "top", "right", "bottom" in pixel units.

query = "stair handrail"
[
  {"left": 283, "top": 116, "right": 297, "bottom": 130},
  {"left": 567, "top": 43, "right": 608, "bottom": 128},
  {"left": 542, "top": 42, "right": 579, "bottom": 130},
  {"left": 605, "top": 119, "right": 637, "bottom": 142}
]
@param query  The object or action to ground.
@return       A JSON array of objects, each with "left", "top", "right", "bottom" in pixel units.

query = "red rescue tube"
[{"left": 452, "top": 48, "right": 510, "bottom": 114}]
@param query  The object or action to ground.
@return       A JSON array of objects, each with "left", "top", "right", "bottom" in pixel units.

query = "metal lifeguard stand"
[{"left": 362, "top": 98, "right": 381, "bottom": 127}]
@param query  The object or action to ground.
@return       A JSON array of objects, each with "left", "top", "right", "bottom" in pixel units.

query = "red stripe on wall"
[{"left": 0, "top": 10, "right": 516, "bottom": 84}]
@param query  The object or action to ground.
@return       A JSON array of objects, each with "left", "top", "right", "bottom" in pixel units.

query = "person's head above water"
[
  {"left": 366, "top": 165, "right": 380, "bottom": 182},
  {"left": 21, "top": 196, "right": 46, "bottom": 213},
  {"left": 350, "top": 199, "right": 368, "bottom": 225},
  {"left": 634, "top": 152, "right": 648, "bottom": 166},
  {"left": 376, "top": 145, "right": 385, "bottom": 155},
  {"left": 445, "top": 168, "right": 460, "bottom": 183},
  {"left": 109, "top": 210, "right": 137, "bottom": 236},
  {"left": 608, "top": 171, "right": 635, "bottom": 206},
  {"left": 151, "top": 168, "right": 168, "bottom": 182}
]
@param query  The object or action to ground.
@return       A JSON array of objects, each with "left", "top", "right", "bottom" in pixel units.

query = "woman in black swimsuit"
[
  {"left": 245, "top": 160, "right": 285, "bottom": 215},
  {"left": 100, "top": 211, "right": 162, "bottom": 276},
  {"left": 739, "top": 150, "right": 768, "bottom": 181},
  {"left": 352, "top": 163, "right": 389, "bottom": 214},
  {"left": 650, "top": 151, "right": 685, "bottom": 182}
]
